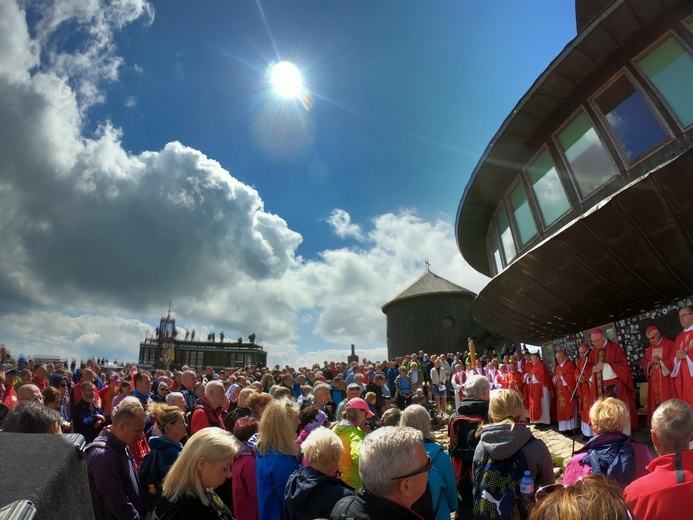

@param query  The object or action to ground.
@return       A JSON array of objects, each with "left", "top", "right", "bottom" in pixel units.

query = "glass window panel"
[
  {"left": 527, "top": 150, "right": 571, "bottom": 226},
  {"left": 595, "top": 76, "right": 667, "bottom": 161},
  {"left": 496, "top": 206, "right": 516, "bottom": 263},
  {"left": 509, "top": 181, "right": 537, "bottom": 245},
  {"left": 639, "top": 37, "right": 693, "bottom": 127},
  {"left": 557, "top": 112, "right": 619, "bottom": 198},
  {"left": 688, "top": 20, "right": 693, "bottom": 32},
  {"left": 489, "top": 227, "right": 502, "bottom": 273}
]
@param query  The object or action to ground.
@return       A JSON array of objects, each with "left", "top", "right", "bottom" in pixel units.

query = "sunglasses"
[{"left": 391, "top": 455, "right": 433, "bottom": 480}]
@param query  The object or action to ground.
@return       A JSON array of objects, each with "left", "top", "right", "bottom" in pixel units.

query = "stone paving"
[{"left": 432, "top": 417, "right": 655, "bottom": 483}]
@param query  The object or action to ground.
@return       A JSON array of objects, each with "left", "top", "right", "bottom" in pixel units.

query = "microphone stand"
[{"left": 571, "top": 354, "right": 589, "bottom": 455}]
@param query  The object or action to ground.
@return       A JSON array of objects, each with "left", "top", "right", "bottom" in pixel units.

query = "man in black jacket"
[{"left": 330, "top": 426, "right": 429, "bottom": 520}]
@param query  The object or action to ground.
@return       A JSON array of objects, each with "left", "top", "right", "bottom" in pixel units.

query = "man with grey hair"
[
  {"left": 312, "top": 381, "right": 337, "bottom": 423},
  {"left": 330, "top": 426, "right": 429, "bottom": 519},
  {"left": 624, "top": 399, "right": 693, "bottom": 518},
  {"left": 189, "top": 380, "right": 228, "bottom": 435},
  {"left": 165, "top": 390, "right": 186, "bottom": 412},
  {"left": 87, "top": 397, "right": 148, "bottom": 520}
]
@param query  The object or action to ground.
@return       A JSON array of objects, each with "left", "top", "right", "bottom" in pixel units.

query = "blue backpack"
[{"left": 472, "top": 437, "right": 534, "bottom": 519}]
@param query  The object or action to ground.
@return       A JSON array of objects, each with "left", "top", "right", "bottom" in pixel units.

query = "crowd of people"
[{"left": 0, "top": 304, "right": 691, "bottom": 519}]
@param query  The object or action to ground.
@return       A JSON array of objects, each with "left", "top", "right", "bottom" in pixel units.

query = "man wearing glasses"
[
  {"left": 672, "top": 305, "right": 693, "bottom": 405},
  {"left": 642, "top": 325, "right": 675, "bottom": 426},
  {"left": 330, "top": 426, "right": 430, "bottom": 519}
]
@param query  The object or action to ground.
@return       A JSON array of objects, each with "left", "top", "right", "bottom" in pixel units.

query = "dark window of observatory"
[
  {"left": 509, "top": 181, "right": 537, "bottom": 246},
  {"left": 557, "top": 112, "right": 619, "bottom": 198},
  {"left": 638, "top": 37, "right": 693, "bottom": 128},
  {"left": 527, "top": 150, "right": 571, "bottom": 226},
  {"left": 496, "top": 206, "right": 516, "bottom": 263},
  {"left": 595, "top": 76, "right": 667, "bottom": 161}
]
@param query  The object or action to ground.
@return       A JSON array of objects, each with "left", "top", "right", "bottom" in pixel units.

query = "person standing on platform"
[
  {"left": 672, "top": 305, "right": 693, "bottom": 407},
  {"left": 576, "top": 343, "right": 594, "bottom": 438},
  {"left": 588, "top": 328, "right": 638, "bottom": 429},
  {"left": 527, "top": 352, "right": 552, "bottom": 426},
  {"left": 643, "top": 325, "right": 675, "bottom": 425},
  {"left": 553, "top": 349, "right": 577, "bottom": 432},
  {"left": 503, "top": 357, "right": 523, "bottom": 394}
]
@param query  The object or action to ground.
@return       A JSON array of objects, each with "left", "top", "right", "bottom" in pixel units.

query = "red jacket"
[{"left": 624, "top": 449, "right": 693, "bottom": 519}]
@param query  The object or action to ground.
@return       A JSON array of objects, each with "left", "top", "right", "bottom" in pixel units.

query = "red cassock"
[
  {"left": 642, "top": 337, "right": 675, "bottom": 425},
  {"left": 503, "top": 370, "right": 524, "bottom": 395},
  {"left": 671, "top": 330, "right": 693, "bottom": 406},
  {"left": 528, "top": 361, "right": 552, "bottom": 422},
  {"left": 575, "top": 355, "right": 593, "bottom": 427},
  {"left": 588, "top": 340, "right": 638, "bottom": 428},
  {"left": 521, "top": 361, "right": 533, "bottom": 411},
  {"left": 553, "top": 359, "right": 577, "bottom": 423}
]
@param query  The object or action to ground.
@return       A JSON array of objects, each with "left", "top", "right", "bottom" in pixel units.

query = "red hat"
[
  {"left": 346, "top": 397, "right": 375, "bottom": 418},
  {"left": 591, "top": 328, "right": 603, "bottom": 335},
  {"left": 556, "top": 349, "right": 566, "bottom": 355},
  {"left": 646, "top": 325, "right": 658, "bottom": 332},
  {"left": 580, "top": 343, "right": 590, "bottom": 350}
]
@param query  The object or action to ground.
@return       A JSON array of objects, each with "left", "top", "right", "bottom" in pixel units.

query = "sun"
[{"left": 270, "top": 61, "right": 304, "bottom": 99}]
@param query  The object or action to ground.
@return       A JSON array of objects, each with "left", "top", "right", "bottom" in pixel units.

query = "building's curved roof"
[
  {"left": 456, "top": 0, "right": 689, "bottom": 277},
  {"left": 382, "top": 270, "right": 476, "bottom": 312}
]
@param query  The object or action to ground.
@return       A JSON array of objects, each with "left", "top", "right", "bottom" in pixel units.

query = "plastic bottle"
[{"left": 520, "top": 470, "right": 534, "bottom": 496}]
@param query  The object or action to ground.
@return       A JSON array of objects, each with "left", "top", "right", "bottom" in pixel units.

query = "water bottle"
[{"left": 520, "top": 470, "right": 534, "bottom": 496}]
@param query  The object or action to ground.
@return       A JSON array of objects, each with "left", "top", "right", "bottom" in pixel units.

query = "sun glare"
[
  {"left": 271, "top": 61, "right": 303, "bottom": 99},
  {"left": 266, "top": 60, "right": 313, "bottom": 110}
]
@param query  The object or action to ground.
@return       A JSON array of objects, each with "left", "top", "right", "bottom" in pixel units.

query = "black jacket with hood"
[{"left": 285, "top": 465, "right": 354, "bottom": 520}]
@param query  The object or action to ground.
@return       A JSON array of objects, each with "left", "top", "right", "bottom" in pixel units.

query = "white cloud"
[
  {"left": 0, "top": 0, "right": 490, "bottom": 368},
  {"left": 327, "top": 209, "right": 364, "bottom": 240}
]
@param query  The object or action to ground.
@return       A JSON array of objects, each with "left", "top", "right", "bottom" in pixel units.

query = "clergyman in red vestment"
[
  {"left": 642, "top": 325, "right": 675, "bottom": 425},
  {"left": 588, "top": 328, "right": 638, "bottom": 429},
  {"left": 527, "top": 352, "right": 552, "bottom": 425},
  {"left": 671, "top": 305, "right": 693, "bottom": 408},
  {"left": 552, "top": 349, "right": 577, "bottom": 432}
]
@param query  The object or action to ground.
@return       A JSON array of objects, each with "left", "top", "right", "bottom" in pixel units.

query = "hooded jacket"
[
  {"left": 285, "top": 465, "right": 354, "bottom": 520},
  {"left": 473, "top": 423, "right": 555, "bottom": 488},
  {"left": 332, "top": 420, "right": 364, "bottom": 489}
]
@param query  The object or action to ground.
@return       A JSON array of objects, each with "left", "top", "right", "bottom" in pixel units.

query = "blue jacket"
[
  {"left": 424, "top": 440, "right": 458, "bottom": 520},
  {"left": 256, "top": 449, "right": 301, "bottom": 520}
]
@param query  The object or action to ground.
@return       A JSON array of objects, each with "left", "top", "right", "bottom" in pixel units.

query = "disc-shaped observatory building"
[{"left": 456, "top": 0, "right": 693, "bottom": 377}]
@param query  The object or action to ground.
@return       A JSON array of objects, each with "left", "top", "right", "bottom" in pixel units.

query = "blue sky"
[{"left": 0, "top": 0, "right": 576, "bottom": 367}]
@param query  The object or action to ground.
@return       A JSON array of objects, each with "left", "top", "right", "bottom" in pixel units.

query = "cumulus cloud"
[
  {"left": 0, "top": 0, "right": 489, "bottom": 367},
  {"left": 326, "top": 209, "right": 364, "bottom": 240}
]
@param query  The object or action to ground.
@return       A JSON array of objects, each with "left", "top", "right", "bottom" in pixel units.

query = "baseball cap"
[{"left": 346, "top": 397, "right": 375, "bottom": 418}]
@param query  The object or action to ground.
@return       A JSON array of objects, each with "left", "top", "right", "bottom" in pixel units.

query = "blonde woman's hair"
[
  {"left": 237, "top": 387, "right": 257, "bottom": 409},
  {"left": 301, "top": 426, "right": 343, "bottom": 466},
  {"left": 488, "top": 389, "right": 525, "bottom": 427},
  {"left": 148, "top": 402, "right": 184, "bottom": 432},
  {"left": 529, "top": 474, "right": 631, "bottom": 520},
  {"left": 257, "top": 397, "right": 300, "bottom": 457},
  {"left": 161, "top": 428, "right": 237, "bottom": 506},
  {"left": 247, "top": 392, "right": 273, "bottom": 416},
  {"left": 400, "top": 404, "right": 432, "bottom": 438},
  {"left": 589, "top": 398, "right": 629, "bottom": 435}
]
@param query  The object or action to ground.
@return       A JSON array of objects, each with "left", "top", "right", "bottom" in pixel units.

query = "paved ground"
[{"left": 432, "top": 417, "right": 655, "bottom": 483}]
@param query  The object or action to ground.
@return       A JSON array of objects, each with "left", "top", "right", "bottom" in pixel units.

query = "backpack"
[
  {"left": 329, "top": 495, "right": 359, "bottom": 520},
  {"left": 472, "top": 437, "right": 535, "bottom": 520},
  {"left": 448, "top": 414, "right": 484, "bottom": 482},
  {"left": 138, "top": 449, "right": 166, "bottom": 507}
]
